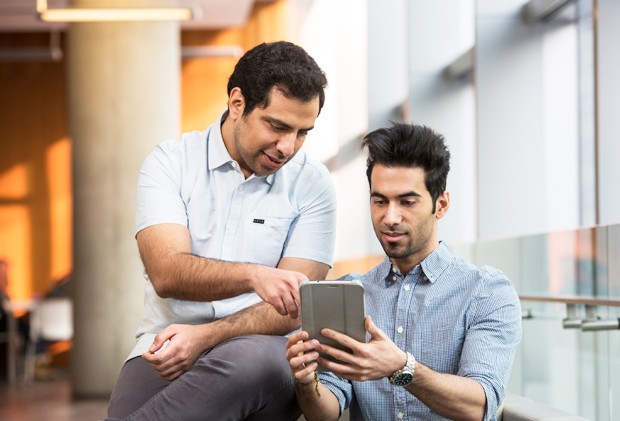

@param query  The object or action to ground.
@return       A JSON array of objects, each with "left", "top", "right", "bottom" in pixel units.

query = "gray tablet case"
[{"left": 300, "top": 280, "right": 366, "bottom": 365}]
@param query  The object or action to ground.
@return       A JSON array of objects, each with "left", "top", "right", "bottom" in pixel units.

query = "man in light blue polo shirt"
[{"left": 107, "top": 41, "right": 336, "bottom": 420}]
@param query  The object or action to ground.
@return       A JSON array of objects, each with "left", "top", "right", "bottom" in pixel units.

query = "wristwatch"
[{"left": 388, "top": 352, "right": 416, "bottom": 387}]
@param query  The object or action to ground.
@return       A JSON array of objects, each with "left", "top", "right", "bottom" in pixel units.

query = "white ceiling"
[{"left": 0, "top": 0, "right": 260, "bottom": 32}]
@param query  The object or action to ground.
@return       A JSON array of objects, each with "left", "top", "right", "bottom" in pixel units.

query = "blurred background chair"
[
  {"left": 0, "top": 294, "right": 19, "bottom": 385},
  {"left": 0, "top": 259, "right": 22, "bottom": 386},
  {"left": 24, "top": 297, "right": 73, "bottom": 384}
]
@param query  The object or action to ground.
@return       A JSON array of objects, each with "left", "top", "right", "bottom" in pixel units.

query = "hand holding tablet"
[{"left": 300, "top": 280, "right": 366, "bottom": 368}]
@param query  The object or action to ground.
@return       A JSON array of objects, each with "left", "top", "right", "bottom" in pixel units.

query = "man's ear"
[
  {"left": 228, "top": 87, "right": 245, "bottom": 120},
  {"left": 435, "top": 191, "right": 450, "bottom": 219}
]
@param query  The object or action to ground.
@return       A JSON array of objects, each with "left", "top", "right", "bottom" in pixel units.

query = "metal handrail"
[
  {"left": 519, "top": 295, "right": 620, "bottom": 331},
  {"left": 519, "top": 295, "right": 620, "bottom": 307}
]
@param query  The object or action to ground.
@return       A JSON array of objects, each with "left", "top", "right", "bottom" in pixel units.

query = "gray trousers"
[{"left": 107, "top": 335, "right": 301, "bottom": 421}]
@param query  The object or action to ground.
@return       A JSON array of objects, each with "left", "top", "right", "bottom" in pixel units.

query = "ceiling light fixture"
[{"left": 36, "top": 0, "right": 196, "bottom": 22}]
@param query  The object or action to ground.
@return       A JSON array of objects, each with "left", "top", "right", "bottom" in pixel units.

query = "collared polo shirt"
[{"left": 128, "top": 113, "right": 337, "bottom": 360}]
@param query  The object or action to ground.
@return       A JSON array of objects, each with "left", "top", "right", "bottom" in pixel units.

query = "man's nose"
[
  {"left": 383, "top": 204, "right": 402, "bottom": 225},
  {"left": 275, "top": 132, "right": 296, "bottom": 157}
]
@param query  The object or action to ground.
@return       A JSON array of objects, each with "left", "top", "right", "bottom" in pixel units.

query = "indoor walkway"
[{"left": 0, "top": 375, "right": 108, "bottom": 421}]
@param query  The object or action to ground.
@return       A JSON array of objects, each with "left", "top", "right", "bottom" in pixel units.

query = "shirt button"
[
  {"left": 391, "top": 275, "right": 397, "bottom": 281},
  {"left": 397, "top": 326, "right": 404, "bottom": 334},
  {"left": 404, "top": 284, "right": 411, "bottom": 291},
  {"left": 397, "top": 413, "right": 404, "bottom": 419}
]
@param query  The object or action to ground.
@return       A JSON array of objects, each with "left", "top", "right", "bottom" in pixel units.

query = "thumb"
[
  {"left": 365, "top": 316, "right": 386, "bottom": 340},
  {"left": 149, "top": 327, "right": 174, "bottom": 353}
]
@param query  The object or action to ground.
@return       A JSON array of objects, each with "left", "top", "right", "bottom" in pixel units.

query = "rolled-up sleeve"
[
  {"left": 318, "top": 371, "right": 355, "bottom": 416},
  {"left": 459, "top": 269, "right": 522, "bottom": 420}
]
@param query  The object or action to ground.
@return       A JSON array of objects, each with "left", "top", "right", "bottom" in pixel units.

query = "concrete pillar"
[{"left": 67, "top": 4, "right": 181, "bottom": 396}]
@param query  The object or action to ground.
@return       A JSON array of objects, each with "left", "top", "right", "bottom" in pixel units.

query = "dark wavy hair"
[
  {"left": 227, "top": 41, "right": 327, "bottom": 117},
  {"left": 362, "top": 123, "right": 451, "bottom": 213}
]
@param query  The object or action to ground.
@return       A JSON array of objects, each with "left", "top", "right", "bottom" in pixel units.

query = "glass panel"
[
  {"left": 607, "top": 224, "right": 620, "bottom": 421},
  {"left": 607, "top": 224, "right": 620, "bottom": 300},
  {"left": 520, "top": 234, "right": 548, "bottom": 296},
  {"left": 472, "top": 237, "right": 523, "bottom": 291},
  {"left": 453, "top": 224, "right": 618, "bottom": 418},
  {"left": 520, "top": 305, "right": 582, "bottom": 414}
]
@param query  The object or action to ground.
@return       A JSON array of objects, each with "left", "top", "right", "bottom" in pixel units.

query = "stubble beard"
[
  {"left": 378, "top": 215, "right": 435, "bottom": 262},
  {"left": 382, "top": 239, "right": 416, "bottom": 260}
]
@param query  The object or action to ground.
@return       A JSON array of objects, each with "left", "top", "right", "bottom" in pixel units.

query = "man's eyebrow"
[
  {"left": 264, "top": 116, "right": 314, "bottom": 132},
  {"left": 370, "top": 191, "right": 422, "bottom": 199},
  {"left": 397, "top": 191, "right": 422, "bottom": 198}
]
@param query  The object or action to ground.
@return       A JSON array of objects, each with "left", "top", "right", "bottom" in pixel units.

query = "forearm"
[
  {"left": 406, "top": 362, "right": 486, "bottom": 421},
  {"left": 144, "top": 301, "right": 301, "bottom": 380},
  {"left": 204, "top": 301, "right": 300, "bottom": 348},
  {"left": 137, "top": 225, "right": 256, "bottom": 300},
  {"left": 148, "top": 252, "right": 256, "bottom": 301},
  {"left": 137, "top": 225, "right": 330, "bottom": 308},
  {"left": 294, "top": 381, "right": 340, "bottom": 421}
]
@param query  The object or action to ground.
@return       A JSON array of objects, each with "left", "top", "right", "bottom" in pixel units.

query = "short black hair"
[
  {"left": 227, "top": 41, "right": 327, "bottom": 117},
  {"left": 362, "top": 123, "right": 450, "bottom": 213}
]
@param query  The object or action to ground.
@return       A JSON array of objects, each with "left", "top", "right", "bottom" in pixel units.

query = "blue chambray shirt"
[{"left": 319, "top": 242, "right": 522, "bottom": 421}]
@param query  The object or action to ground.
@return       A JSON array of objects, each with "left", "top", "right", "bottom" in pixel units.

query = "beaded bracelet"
[
  {"left": 295, "top": 371, "right": 321, "bottom": 398},
  {"left": 313, "top": 371, "right": 321, "bottom": 397}
]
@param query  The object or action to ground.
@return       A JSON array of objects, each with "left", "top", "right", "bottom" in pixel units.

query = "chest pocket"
[{"left": 240, "top": 216, "right": 295, "bottom": 267}]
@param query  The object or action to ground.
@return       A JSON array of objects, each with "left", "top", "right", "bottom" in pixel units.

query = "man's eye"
[
  {"left": 270, "top": 123, "right": 286, "bottom": 131},
  {"left": 373, "top": 200, "right": 385, "bottom": 206},
  {"left": 402, "top": 200, "right": 415, "bottom": 206}
]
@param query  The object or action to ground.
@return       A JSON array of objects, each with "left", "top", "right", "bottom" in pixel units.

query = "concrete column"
[{"left": 67, "top": 4, "right": 181, "bottom": 396}]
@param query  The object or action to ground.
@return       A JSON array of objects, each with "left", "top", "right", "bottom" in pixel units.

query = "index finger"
[
  {"left": 286, "top": 330, "right": 308, "bottom": 349},
  {"left": 320, "top": 328, "right": 362, "bottom": 352},
  {"left": 289, "top": 295, "right": 300, "bottom": 320}
]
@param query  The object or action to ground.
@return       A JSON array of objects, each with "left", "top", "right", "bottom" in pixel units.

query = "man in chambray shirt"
[
  {"left": 287, "top": 123, "right": 521, "bottom": 421},
  {"left": 107, "top": 41, "right": 336, "bottom": 420}
]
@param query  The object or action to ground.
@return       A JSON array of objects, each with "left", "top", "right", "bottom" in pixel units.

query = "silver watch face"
[{"left": 393, "top": 372, "right": 413, "bottom": 387}]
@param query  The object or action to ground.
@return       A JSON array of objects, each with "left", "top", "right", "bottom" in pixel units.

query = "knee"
[{"left": 226, "top": 336, "right": 292, "bottom": 388}]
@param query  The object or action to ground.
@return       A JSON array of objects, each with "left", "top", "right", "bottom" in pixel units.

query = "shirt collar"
[
  {"left": 419, "top": 241, "right": 453, "bottom": 283},
  {"left": 207, "top": 111, "right": 275, "bottom": 185},
  {"left": 380, "top": 241, "right": 454, "bottom": 285},
  {"left": 207, "top": 112, "right": 234, "bottom": 171}
]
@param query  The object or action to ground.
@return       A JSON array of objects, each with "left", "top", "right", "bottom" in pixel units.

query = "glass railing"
[{"left": 450, "top": 223, "right": 620, "bottom": 421}]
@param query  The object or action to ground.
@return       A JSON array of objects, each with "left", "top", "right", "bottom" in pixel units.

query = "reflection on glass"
[{"left": 452, "top": 224, "right": 619, "bottom": 419}]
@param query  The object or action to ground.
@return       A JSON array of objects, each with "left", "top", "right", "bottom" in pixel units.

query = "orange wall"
[
  {"left": 0, "top": 0, "right": 288, "bottom": 304},
  {"left": 181, "top": 0, "right": 289, "bottom": 131},
  {"left": 0, "top": 32, "right": 69, "bottom": 303},
  {"left": 327, "top": 256, "right": 385, "bottom": 280}
]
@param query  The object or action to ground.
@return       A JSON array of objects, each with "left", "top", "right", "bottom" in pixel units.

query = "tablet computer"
[{"left": 300, "top": 279, "right": 366, "bottom": 368}]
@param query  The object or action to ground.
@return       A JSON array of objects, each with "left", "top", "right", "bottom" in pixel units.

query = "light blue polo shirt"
[{"left": 128, "top": 113, "right": 337, "bottom": 360}]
